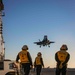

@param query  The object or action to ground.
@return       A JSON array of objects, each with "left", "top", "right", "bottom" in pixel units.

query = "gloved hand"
[
  {"left": 34, "top": 65, "right": 36, "bottom": 68},
  {"left": 30, "top": 65, "right": 33, "bottom": 69},
  {"left": 57, "top": 61, "right": 61, "bottom": 64},
  {"left": 42, "top": 65, "right": 44, "bottom": 68},
  {"left": 16, "top": 61, "right": 19, "bottom": 63},
  {"left": 62, "top": 62, "right": 66, "bottom": 66},
  {"left": 59, "top": 62, "right": 63, "bottom": 69}
]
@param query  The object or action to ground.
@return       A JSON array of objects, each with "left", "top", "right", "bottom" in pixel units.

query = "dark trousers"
[
  {"left": 21, "top": 63, "right": 30, "bottom": 75},
  {"left": 56, "top": 66, "right": 67, "bottom": 75},
  {"left": 36, "top": 65, "right": 42, "bottom": 75}
]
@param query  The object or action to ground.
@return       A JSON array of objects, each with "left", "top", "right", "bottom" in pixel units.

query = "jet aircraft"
[{"left": 34, "top": 35, "right": 55, "bottom": 47}]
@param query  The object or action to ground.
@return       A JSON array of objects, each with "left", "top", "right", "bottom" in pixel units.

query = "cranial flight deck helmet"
[
  {"left": 60, "top": 44, "right": 68, "bottom": 50},
  {"left": 22, "top": 45, "right": 28, "bottom": 50},
  {"left": 37, "top": 52, "right": 42, "bottom": 56}
]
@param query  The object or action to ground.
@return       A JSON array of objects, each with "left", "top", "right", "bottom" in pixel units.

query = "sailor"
[
  {"left": 34, "top": 52, "right": 44, "bottom": 75},
  {"left": 16, "top": 45, "right": 33, "bottom": 75},
  {"left": 55, "top": 44, "right": 70, "bottom": 75}
]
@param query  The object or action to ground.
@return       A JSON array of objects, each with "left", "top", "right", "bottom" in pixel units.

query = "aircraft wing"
[
  {"left": 50, "top": 41, "right": 55, "bottom": 43},
  {"left": 34, "top": 41, "right": 42, "bottom": 45}
]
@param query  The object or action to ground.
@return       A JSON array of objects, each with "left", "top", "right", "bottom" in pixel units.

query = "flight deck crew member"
[
  {"left": 34, "top": 52, "right": 44, "bottom": 75},
  {"left": 16, "top": 45, "right": 33, "bottom": 75},
  {"left": 55, "top": 44, "right": 70, "bottom": 75}
]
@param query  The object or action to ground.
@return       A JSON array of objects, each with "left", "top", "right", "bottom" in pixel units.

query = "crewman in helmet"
[
  {"left": 55, "top": 44, "right": 70, "bottom": 75},
  {"left": 16, "top": 45, "right": 33, "bottom": 75},
  {"left": 34, "top": 52, "right": 44, "bottom": 75}
]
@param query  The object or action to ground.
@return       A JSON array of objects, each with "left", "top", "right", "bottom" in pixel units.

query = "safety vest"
[
  {"left": 57, "top": 51, "right": 68, "bottom": 62},
  {"left": 19, "top": 50, "right": 29, "bottom": 63},
  {"left": 35, "top": 57, "right": 41, "bottom": 65}
]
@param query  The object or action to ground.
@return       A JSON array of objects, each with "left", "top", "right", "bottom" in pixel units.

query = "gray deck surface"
[{"left": 30, "top": 68, "right": 75, "bottom": 75}]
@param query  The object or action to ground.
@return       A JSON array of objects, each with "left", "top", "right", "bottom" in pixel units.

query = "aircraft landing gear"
[
  {"left": 40, "top": 45, "right": 41, "bottom": 48},
  {"left": 48, "top": 46, "right": 50, "bottom": 47}
]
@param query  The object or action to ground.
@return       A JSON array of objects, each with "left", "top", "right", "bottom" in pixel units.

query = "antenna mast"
[{"left": 0, "top": 0, "right": 5, "bottom": 61}]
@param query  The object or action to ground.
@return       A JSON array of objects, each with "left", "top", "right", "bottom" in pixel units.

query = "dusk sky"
[{"left": 2, "top": 0, "right": 75, "bottom": 68}]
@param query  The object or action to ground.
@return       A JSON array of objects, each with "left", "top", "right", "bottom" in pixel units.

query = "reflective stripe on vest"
[
  {"left": 57, "top": 51, "right": 68, "bottom": 62},
  {"left": 35, "top": 57, "right": 41, "bottom": 65},
  {"left": 19, "top": 50, "right": 29, "bottom": 63}
]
